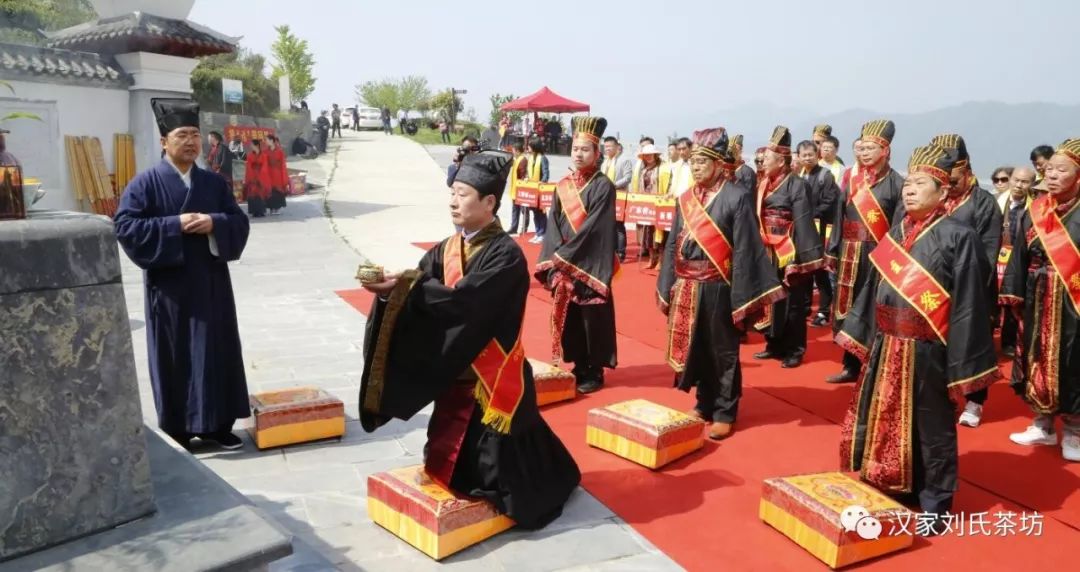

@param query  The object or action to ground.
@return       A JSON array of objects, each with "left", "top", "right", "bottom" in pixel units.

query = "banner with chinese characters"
[
  {"left": 223, "top": 125, "right": 277, "bottom": 148},
  {"left": 624, "top": 193, "right": 658, "bottom": 225},
  {"left": 514, "top": 182, "right": 555, "bottom": 211},
  {"left": 655, "top": 197, "right": 676, "bottom": 231}
]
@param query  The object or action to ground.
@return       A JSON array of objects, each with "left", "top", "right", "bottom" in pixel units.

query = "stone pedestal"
[{"left": 0, "top": 211, "right": 154, "bottom": 561}]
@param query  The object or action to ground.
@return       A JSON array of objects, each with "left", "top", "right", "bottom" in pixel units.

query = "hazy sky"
[{"left": 190, "top": 0, "right": 1077, "bottom": 140}]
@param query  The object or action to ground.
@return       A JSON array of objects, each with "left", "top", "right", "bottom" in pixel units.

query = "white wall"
[{"left": 0, "top": 80, "right": 130, "bottom": 212}]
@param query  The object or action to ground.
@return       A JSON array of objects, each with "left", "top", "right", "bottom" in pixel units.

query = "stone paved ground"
[{"left": 120, "top": 131, "right": 682, "bottom": 571}]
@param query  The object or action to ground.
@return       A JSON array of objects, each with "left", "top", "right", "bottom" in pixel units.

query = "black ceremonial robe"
[
  {"left": 804, "top": 165, "right": 840, "bottom": 314},
  {"left": 360, "top": 222, "right": 580, "bottom": 529},
  {"left": 1000, "top": 199, "right": 1080, "bottom": 416},
  {"left": 535, "top": 169, "right": 618, "bottom": 377},
  {"left": 758, "top": 173, "right": 825, "bottom": 359},
  {"left": 657, "top": 181, "right": 783, "bottom": 423},
  {"left": 826, "top": 166, "right": 905, "bottom": 370},
  {"left": 114, "top": 160, "right": 251, "bottom": 435},
  {"left": 735, "top": 163, "right": 757, "bottom": 195},
  {"left": 837, "top": 215, "right": 999, "bottom": 515}
]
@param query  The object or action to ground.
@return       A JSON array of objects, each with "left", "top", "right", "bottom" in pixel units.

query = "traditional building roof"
[
  {"left": 44, "top": 12, "right": 236, "bottom": 58},
  {"left": 0, "top": 42, "right": 131, "bottom": 89}
]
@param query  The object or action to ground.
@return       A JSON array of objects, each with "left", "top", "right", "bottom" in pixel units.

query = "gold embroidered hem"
[{"left": 363, "top": 269, "right": 421, "bottom": 418}]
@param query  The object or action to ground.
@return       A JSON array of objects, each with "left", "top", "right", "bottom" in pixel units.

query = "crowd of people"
[{"left": 362, "top": 113, "right": 1080, "bottom": 536}]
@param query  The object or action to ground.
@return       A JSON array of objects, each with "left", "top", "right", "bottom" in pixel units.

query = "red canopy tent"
[{"left": 500, "top": 86, "right": 590, "bottom": 113}]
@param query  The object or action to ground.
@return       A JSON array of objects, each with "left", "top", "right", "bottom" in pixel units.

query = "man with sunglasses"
[{"left": 928, "top": 134, "right": 1003, "bottom": 428}]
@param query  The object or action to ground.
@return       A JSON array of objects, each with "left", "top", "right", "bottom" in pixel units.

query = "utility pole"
[{"left": 450, "top": 87, "right": 467, "bottom": 129}]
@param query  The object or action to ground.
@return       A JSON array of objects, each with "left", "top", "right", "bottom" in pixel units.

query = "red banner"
[
  {"left": 223, "top": 125, "right": 277, "bottom": 148},
  {"left": 514, "top": 182, "right": 539, "bottom": 207},
  {"left": 615, "top": 191, "right": 627, "bottom": 222},
  {"left": 624, "top": 193, "right": 658, "bottom": 225},
  {"left": 656, "top": 198, "right": 676, "bottom": 231}
]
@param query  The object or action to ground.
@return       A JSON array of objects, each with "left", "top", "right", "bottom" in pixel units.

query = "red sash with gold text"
[
  {"left": 1030, "top": 195, "right": 1080, "bottom": 314},
  {"left": 869, "top": 233, "right": 951, "bottom": 344},
  {"left": 679, "top": 189, "right": 733, "bottom": 281},
  {"left": 757, "top": 175, "right": 796, "bottom": 267},
  {"left": 851, "top": 183, "right": 890, "bottom": 242},
  {"left": 556, "top": 177, "right": 589, "bottom": 233},
  {"left": 442, "top": 236, "right": 524, "bottom": 434}
]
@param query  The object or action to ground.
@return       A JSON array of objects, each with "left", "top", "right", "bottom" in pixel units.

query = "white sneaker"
[
  {"left": 1009, "top": 424, "right": 1057, "bottom": 446},
  {"left": 529, "top": 235, "right": 544, "bottom": 244},
  {"left": 958, "top": 402, "right": 983, "bottom": 428},
  {"left": 1063, "top": 433, "right": 1080, "bottom": 462}
]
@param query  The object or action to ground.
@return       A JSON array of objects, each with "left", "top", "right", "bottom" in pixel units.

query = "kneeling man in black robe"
[{"left": 359, "top": 150, "right": 581, "bottom": 529}]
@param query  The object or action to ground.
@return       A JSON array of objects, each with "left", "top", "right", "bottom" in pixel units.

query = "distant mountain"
[{"left": 625, "top": 100, "right": 1080, "bottom": 179}]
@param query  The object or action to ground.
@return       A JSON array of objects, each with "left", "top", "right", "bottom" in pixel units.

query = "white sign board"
[
  {"left": 278, "top": 75, "right": 291, "bottom": 111},
  {"left": 222, "top": 78, "right": 243, "bottom": 104}
]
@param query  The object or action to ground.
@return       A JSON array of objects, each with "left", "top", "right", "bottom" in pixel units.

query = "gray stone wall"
[
  {"left": 199, "top": 110, "right": 313, "bottom": 156},
  {"left": 0, "top": 211, "right": 154, "bottom": 562}
]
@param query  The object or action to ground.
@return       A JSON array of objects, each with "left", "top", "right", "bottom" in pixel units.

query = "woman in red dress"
[
  {"left": 244, "top": 139, "right": 271, "bottom": 218},
  {"left": 266, "top": 135, "right": 289, "bottom": 214}
]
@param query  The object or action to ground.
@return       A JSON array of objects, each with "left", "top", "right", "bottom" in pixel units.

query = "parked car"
[{"left": 354, "top": 107, "right": 384, "bottom": 130}]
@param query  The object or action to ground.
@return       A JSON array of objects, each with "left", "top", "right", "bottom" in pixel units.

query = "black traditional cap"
[
  {"left": 1055, "top": 138, "right": 1080, "bottom": 168},
  {"left": 908, "top": 144, "right": 956, "bottom": 187},
  {"left": 813, "top": 124, "right": 832, "bottom": 137},
  {"left": 453, "top": 150, "right": 514, "bottom": 201},
  {"left": 691, "top": 127, "right": 729, "bottom": 162},
  {"left": 860, "top": 119, "right": 895, "bottom": 147},
  {"left": 572, "top": 116, "right": 607, "bottom": 145},
  {"left": 766, "top": 125, "right": 792, "bottom": 156},
  {"left": 151, "top": 98, "right": 199, "bottom": 137},
  {"left": 931, "top": 134, "right": 970, "bottom": 169},
  {"left": 730, "top": 134, "right": 744, "bottom": 153}
]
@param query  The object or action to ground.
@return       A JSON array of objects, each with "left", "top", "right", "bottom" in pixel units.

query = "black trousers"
[
  {"left": 814, "top": 269, "right": 834, "bottom": 315},
  {"left": 331, "top": 121, "right": 342, "bottom": 138},
  {"left": 765, "top": 277, "right": 812, "bottom": 358},
  {"left": 911, "top": 371, "right": 959, "bottom": 515},
  {"left": 842, "top": 350, "right": 862, "bottom": 374},
  {"left": 1001, "top": 310, "right": 1019, "bottom": 349},
  {"left": 562, "top": 300, "right": 617, "bottom": 377},
  {"left": 689, "top": 305, "right": 742, "bottom": 424},
  {"left": 615, "top": 222, "right": 627, "bottom": 260}
]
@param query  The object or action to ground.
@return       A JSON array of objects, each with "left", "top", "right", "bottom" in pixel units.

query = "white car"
[{"left": 354, "top": 106, "right": 385, "bottom": 130}]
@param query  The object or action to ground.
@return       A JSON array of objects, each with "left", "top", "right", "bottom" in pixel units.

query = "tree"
[
  {"left": 0, "top": 0, "right": 95, "bottom": 45},
  {"left": 269, "top": 25, "right": 316, "bottom": 104},
  {"left": 191, "top": 48, "right": 280, "bottom": 117},
  {"left": 397, "top": 76, "right": 431, "bottom": 114},
  {"left": 428, "top": 89, "right": 463, "bottom": 127},
  {"left": 356, "top": 79, "right": 400, "bottom": 113},
  {"left": 488, "top": 93, "right": 523, "bottom": 128}
]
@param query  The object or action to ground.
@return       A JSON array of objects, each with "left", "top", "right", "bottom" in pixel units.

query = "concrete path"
[{"left": 120, "top": 131, "right": 682, "bottom": 571}]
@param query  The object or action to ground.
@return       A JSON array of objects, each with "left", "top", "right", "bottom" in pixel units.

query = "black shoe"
[
  {"left": 826, "top": 370, "right": 858, "bottom": 384},
  {"left": 200, "top": 431, "right": 244, "bottom": 450},
  {"left": 167, "top": 431, "right": 193, "bottom": 451},
  {"left": 781, "top": 355, "right": 803, "bottom": 368},
  {"left": 810, "top": 313, "right": 829, "bottom": 327},
  {"left": 753, "top": 350, "right": 778, "bottom": 360},
  {"left": 1002, "top": 346, "right": 1016, "bottom": 358},
  {"left": 577, "top": 379, "right": 604, "bottom": 394}
]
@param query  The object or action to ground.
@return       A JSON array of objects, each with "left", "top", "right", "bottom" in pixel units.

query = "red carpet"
[{"left": 337, "top": 236, "right": 1078, "bottom": 570}]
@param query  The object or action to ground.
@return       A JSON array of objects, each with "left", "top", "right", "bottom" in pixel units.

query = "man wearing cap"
[
  {"left": 929, "top": 133, "right": 1003, "bottom": 428},
  {"left": 731, "top": 134, "right": 757, "bottom": 192},
  {"left": 752, "top": 127, "right": 824, "bottom": 369},
  {"left": 812, "top": 124, "right": 832, "bottom": 155},
  {"left": 1002, "top": 138, "right": 1080, "bottom": 462},
  {"left": 658, "top": 127, "right": 783, "bottom": 440},
  {"left": 630, "top": 142, "right": 671, "bottom": 269},
  {"left": 795, "top": 139, "right": 840, "bottom": 328},
  {"left": 114, "top": 99, "right": 252, "bottom": 450},
  {"left": 359, "top": 150, "right": 581, "bottom": 528},
  {"left": 0, "top": 128, "right": 20, "bottom": 167},
  {"left": 825, "top": 119, "right": 905, "bottom": 383},
  {"left": 838, "top": 143, "right": 999, "bottom": 527},
  {"left": 536, "top": 117, "right": 619, "bottom": 394}
]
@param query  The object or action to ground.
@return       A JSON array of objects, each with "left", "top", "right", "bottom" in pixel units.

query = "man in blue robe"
[{"left": 115, "top": 99, "right": 251, "bottom": 450}]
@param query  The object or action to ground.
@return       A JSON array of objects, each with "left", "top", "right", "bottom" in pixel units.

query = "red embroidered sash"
[
  {"left": 851, "top": 184, "right": 890, "bottom": 242},
  {"left": 679, "top": 188, "right": 733, "bottom": 282},
  {"left": 1030, "top": 195, "right": 1080, "bottom": 314},
  {"left": 442, "top": 235, "right": 524, "bottom": 435},
  {"left": 757, "top": 175, "right": 796, "bottom": 267},
  {"left": 868, "top": 233, "right": 951, "bottom": 344},
  {"left": 556, "top": 177, "right": 588, "bottom": 233}
]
